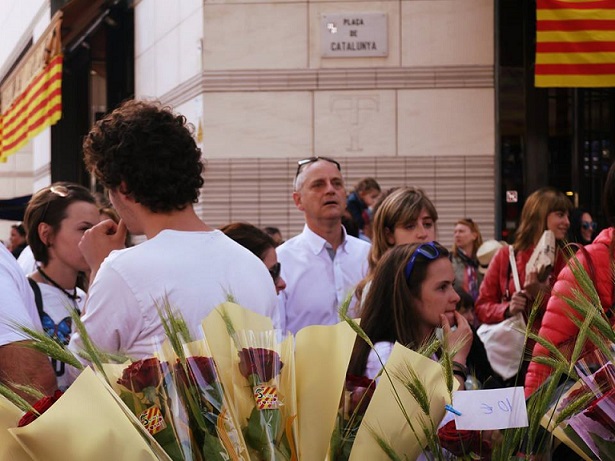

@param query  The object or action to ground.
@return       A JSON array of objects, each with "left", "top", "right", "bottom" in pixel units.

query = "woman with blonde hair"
[
  {"left": 451, "top": 218, "right": 484, "bottom": 301},
  {"left": 475, "top": 187, "right": 571, "bottom": 383},
  {"left": 355, "top": 187, "right": 438, "bottom": 302}
]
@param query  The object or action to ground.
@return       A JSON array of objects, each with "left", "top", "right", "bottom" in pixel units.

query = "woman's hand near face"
[{"left": 441, "top": 311, "right": 473, "bottom": 365}]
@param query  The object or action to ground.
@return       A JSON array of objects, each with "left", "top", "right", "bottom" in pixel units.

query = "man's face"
[
  {"left": 293, "top": 161, "right": 346, "bottom": 224},
  {"left": 108, "top": 188, "right": 143, "bottom": 235}
]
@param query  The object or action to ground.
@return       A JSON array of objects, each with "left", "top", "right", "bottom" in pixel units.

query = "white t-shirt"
[
  {"left": 0, "top": 245, "right": 41, "bottom": 346},
  {"left": 365, "top": 341, "right": 394, "bottom": 380},
  {"left": 276, "top": 225, "right": 370, "bottom": 334},
  {"left": 35, "top": 283, "right": 86, "bottom": 390},
  {"left": 68, "top": 230, "right": 278, "bottom": 362}
]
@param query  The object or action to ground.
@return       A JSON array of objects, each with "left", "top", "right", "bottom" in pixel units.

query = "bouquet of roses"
[
  {"left": 167, "top": 339, "right": 249, "bottom": 460},
  {"left": 1, "top": 367, "right": 164, "bottom": 460},
  {"left": 329, "top": 374, "right": 375, "bottom": 461},
  {"left": 229, "top": 329, "right": 297, "bottom": 461},
  {"left": 114, "top": 357, "right": 188, "bottom": 461}
]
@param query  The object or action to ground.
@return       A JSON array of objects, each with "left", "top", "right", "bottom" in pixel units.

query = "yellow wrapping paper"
[
  {"left": 295, "top": 321, "right": 357, "bottom": 461},
  {"left": 0, "top": 395, "right": 32, "bottom": 461},
  {"left": 9, "top": 367, "right": 161, "bottom": 461},
  {"left": 349, "top": 343, "right": 453, "bottom": 460},
  {"left": 202, "top": 301, "right": 274, "bottom": 409}
]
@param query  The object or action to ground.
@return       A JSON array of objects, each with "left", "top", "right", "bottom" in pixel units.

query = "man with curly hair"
[{"left": 68, "top": 100, "right": 278, "bottom": 362}]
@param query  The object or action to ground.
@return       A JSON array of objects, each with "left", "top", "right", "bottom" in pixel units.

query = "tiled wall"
[{"left": 134, "top": 0, "right": 497, "bottom": 240}]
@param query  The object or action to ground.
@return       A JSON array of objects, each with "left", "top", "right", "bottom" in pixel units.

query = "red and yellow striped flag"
[
  {"left": 536, "top": 0, "right": 615, "bottom": 87},
  {"left": 0, "top": 55, "right": 63, "bottom": 162}
]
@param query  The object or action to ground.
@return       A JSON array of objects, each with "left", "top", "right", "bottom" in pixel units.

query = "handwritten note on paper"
[{"left": 452, "top": 387, "right": 528, "bottom": 430}]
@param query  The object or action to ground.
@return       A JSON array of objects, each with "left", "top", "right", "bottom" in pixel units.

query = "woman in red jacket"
[
  {"left": 475, "top": 187, "right": 571, "bottom": 384},
  {"left": 525, "top": 166, "right": 615, "bottom": 396}
]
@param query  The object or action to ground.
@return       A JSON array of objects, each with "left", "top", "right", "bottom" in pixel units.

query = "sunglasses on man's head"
[
  {"left": 581, "top": 221, "right": 597, "bottom": 231},
  {"left": 295, "top": 157, "right": 341, "bottom": 178},
  {"left": 404, "top": 242, "right": 442, "bottom": 280}
]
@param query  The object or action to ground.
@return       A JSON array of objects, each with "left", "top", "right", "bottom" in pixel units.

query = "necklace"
[{"left": 37, "top": 267, "right": 80, "bottom": 301}]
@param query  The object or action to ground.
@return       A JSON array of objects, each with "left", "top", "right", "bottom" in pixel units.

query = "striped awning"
[
  {"left": 535, "top": 0, "right": 615, "bottom": 87},
  {"left": 0, "top": 13, "right": 63, "bottom": 162}
]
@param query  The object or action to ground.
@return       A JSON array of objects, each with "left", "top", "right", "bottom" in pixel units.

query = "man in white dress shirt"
[{"left": 276, "top": 157, "right": 370, "bottom": 334}]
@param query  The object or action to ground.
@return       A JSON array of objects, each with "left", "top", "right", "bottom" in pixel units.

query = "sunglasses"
[
  {"left": 40, "top": 185, "right": 71, "bottom": 223},
  {"left": 295, "top": 156, "right": 341, "bottom": 178},
  {"left": 404, "top": 242, "right": 442, "bottom": 280},
  {"left": 268, "top": 262, "right": 281, "bottom": 282},
  {"left": 581, "top": 221, "right": 597, "bottom": 231}
]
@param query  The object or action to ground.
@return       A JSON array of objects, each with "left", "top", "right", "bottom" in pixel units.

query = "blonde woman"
[
  {"left": 451, "top": 218, "right": 484, "bottom": 301},
  {"left": 355, "top": 187, "right": 438, "bottom": 304}
]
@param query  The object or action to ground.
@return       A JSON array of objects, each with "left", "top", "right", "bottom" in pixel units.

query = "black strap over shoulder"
[{"left": 27, "top": 277, "right": 44, "bottom": 316}]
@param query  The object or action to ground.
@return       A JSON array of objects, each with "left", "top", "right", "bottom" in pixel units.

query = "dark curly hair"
[{"left": 83, "top": 99, "right": 204, "bottom": 212}]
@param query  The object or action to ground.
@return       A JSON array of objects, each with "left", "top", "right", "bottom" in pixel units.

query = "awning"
[
  {"left": 0, "top": 194, "right": 32, "bottom": 221},
  {"left": 0, "top": 12, "right": 63, "bottom": 162}
]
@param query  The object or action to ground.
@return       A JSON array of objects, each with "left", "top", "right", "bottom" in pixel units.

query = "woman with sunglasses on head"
[
  {"left": 355, "top": 186, "right": 438, "bottom": 304},
  {"left": 348, "top": 242, "right": 473, "bottom": 388},
  {"left": 23, "top": 182, "right": 100, "bottom": 389},
  {"left": 475, "top": 187, "right": 571, "bottom": 385},
  {"left": 220, "top": 222, "right": 287, "bottom": 295},
  {"left": 567, "top": 208, "right": 597, "bottom": 245},
  {"left": 451, "top": 218, "right": 484, "bottom": 303}
]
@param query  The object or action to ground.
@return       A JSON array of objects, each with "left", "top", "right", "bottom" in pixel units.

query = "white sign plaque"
[{"left": 321, "top": 13, "right": 388, "bottom": 58}]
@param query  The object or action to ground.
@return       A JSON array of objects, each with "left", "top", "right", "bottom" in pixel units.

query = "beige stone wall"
[{"left": 136, "top": 0, "right": 496, "bottom": 244}]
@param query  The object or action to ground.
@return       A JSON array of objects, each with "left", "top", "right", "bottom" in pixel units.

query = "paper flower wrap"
[{"left": 8, "top": 367, "right": 161, "bottom": 461}]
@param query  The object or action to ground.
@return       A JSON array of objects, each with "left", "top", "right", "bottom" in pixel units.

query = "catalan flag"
[
  {"left": 536, "top": 0, "right": 615, "bottom": 87},
  {"left": 0, "top": 55, "right": 63, "bottom": 162}
]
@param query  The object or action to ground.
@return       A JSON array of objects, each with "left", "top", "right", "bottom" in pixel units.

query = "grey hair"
[
  {"left": 293, "top": 158, "right": 345, "bottom": 191},
  {"left": 294, "top": 168, "right": 308, "bottom": 191}
]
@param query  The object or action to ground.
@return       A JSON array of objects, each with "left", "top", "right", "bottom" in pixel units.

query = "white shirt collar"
[{"left": 302, "top": 224, "right": 349, "bottom": 255}]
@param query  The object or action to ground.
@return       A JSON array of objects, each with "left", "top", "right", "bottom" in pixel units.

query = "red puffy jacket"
[
  {"left": 475, "top": 245, "right": 567, "bottom": 325},
  {"left": 525, "top": 227, "right": 614, "bottom": 397}
]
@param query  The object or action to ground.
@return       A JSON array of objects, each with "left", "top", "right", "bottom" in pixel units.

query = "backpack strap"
[{"left": 27, "top": 277, "right": 44, "bottom": 317}]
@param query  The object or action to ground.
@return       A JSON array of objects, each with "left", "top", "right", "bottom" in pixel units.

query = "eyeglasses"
[
  {"left": 404, "top": 242, "right": 442, "bottom": 280},
  {"left": 581, "top": 221, "right": 597, "bottom": 231},
  {"left": 268, "top": 262, "right": 281, "bottom": 282},
  {"left": 40, "top": 185, "right": 70, "bottom": 223},
  {"left": 295, "top": 156, "right": 341, "bottom": 178}
]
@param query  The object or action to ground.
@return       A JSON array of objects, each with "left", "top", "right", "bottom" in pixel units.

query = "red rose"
[
  {"left": 117, "top": 358, "right": 163, "bottom": 392},
  {"left": 437, "top": 419, "right": 491, "bottom": 460},
  {"left": 18, "top": 390, "right": 64, "bottom": 427},
  {"left": 237, "top": 347, "right": 283, "bottom": 383},
  {"left": 345, "top": 373, "right": 375, "bottom": 415},
  {"left": 185, "top": 356, "right": 218, "bottom": 386}
]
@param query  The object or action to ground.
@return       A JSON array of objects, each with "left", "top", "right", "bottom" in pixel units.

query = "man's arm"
[{"left": 0, "top": 342, "right": 57, "bottom": 403}]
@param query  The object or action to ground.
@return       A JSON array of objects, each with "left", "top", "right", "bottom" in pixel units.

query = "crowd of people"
[{"left": 0, "top": 99, "right": 610, "bottom": 423}]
